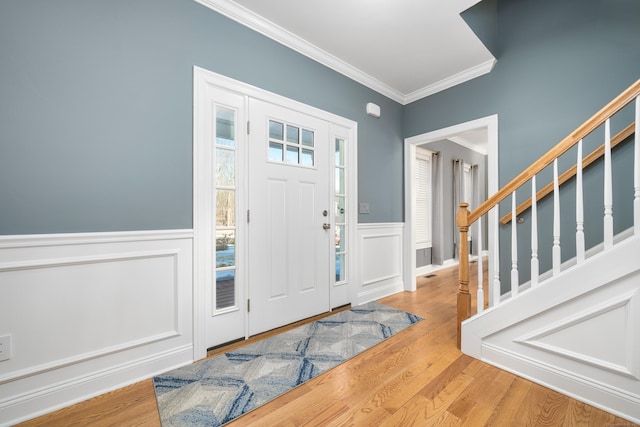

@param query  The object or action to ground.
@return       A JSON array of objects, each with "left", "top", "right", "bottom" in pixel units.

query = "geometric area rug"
[{"left": 153, "top": 301, "right": 423, "bottom": 426}]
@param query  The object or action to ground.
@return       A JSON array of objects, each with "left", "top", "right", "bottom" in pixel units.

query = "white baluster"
[
  {"left": 493, "top": 207, "right": 501, "bottom": 307},
  {"left": 576, "top": 140, "right": 585, "bottom": 262},
  {"left": 604, "top": 119, "right": 613, "bottom": 248},
  {"left": 635, "top": 96, "right": 640, "bottom": 235},
  {"left": 511, "top": 191, "right": 519, "bottom": 296},
  {"left": 477, "top": 213, "right": 484, "bottom": 314},
  {"left": 553, "top": 159, "right": 561, "bottom": 275},
  {"left": 531, "top": 176, "right": 539, "bottom": 287}
]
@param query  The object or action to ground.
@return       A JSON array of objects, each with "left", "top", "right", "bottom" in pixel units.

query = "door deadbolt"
[{"left": 322, "top": 210, "right": 328, "bottom": 217}]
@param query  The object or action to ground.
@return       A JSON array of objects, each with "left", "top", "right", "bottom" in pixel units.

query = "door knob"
[{"left": 322, "top": 223, "right": 331, "bottom": 230}]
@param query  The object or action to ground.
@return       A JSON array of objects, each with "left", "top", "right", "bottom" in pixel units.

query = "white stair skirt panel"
[
  {"left": 0, "top": 231, "right": 194, "bottom": 426},
  {"left": 356, "top": 223, "right": 405, "bottom": 305},
  {"left": 462, "top": 235, "right": 640, "bottom": 423}
]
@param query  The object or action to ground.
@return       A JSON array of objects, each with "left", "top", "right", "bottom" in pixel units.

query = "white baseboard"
[{"left": 416, "top": 258, "right": 457, "bottom": 277}]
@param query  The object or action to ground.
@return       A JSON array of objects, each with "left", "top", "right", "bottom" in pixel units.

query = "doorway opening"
[{"left": 403, "top": 115, "right": 498, "bottom": 295}]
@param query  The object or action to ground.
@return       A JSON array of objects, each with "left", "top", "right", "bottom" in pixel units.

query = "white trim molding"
[
  {"left": 193, "top": 0, "right": 496, "bottom": 104},
  {"left": 0, "top": 230, "right": 194, "bottom": 426},
  {"left": 404, "top": 114, "right": 499, "bottom": 304}
]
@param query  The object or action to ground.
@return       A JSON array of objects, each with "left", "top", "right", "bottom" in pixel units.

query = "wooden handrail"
[
  {"left": 500, "top": 122, "right": 636, "bottom": 224},
  {"left": 456, "top": 78, "right": 640, "bottom": 349},
  {"left": 468, "top": 79, "right": 640, "bottom": 226}
]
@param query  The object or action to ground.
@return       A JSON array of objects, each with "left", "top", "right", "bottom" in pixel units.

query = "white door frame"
[
  {"left": 403, "top": 115, "right": 498, "bottom": 293},
  {"left": 193, "top": 66, "right": 358, "bottom": 360}
]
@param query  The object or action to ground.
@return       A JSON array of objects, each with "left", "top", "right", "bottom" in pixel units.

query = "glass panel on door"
[
  {"left": 215, "top": 106, "right": 238, "bottom": 311},
  {"left": 335, "top": 138, "right": 347, "bottom": 283}
]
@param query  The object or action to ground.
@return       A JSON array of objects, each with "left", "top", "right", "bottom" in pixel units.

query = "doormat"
[{"left": 153, "top": 301, "right": 422, "bottom": 426}]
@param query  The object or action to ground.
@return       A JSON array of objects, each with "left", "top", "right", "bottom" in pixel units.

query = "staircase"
[{"left": 456, "top": 79, "right": 640, "bottom": 423}]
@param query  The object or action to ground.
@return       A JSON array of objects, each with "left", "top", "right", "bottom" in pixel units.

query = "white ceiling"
[{"left": 196, "top": 0, "right": 496, "bottom": 105}]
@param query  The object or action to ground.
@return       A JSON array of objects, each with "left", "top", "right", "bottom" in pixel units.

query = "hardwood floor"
[{"left": 19, "top": 261, "right": 634, "bottom": 426}]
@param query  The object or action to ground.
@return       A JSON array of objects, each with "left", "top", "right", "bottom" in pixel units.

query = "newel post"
[{"left": 456, "top": 202, "right": 471, "bottom": 349}]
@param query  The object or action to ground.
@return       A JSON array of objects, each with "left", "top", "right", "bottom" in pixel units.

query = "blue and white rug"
[{"left": 153, "top": 301, "right": 422, "bottom": 426}]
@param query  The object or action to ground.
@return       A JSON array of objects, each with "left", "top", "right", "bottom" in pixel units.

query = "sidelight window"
[{"left": 215, "top": 106, "right": 237, "bottom": 311}]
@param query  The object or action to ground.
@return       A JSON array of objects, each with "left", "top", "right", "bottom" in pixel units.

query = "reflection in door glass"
[{"left": 215, "top": 106, "right": 237, "bottom": 311}]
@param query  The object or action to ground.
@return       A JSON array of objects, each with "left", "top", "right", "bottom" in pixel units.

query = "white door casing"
[
  {"left": 403, "top": 115, "right": 498, "bottom": 295},
  {"left": 193, "top": 67, "right": 358, "bottom": 359}
]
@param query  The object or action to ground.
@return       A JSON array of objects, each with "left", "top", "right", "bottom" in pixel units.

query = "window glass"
[
  {"left": 214, "top": 106, "right": 238, "bottom": 311},
  {"left": 287, "top": 125, "right": 299, "bottom": 144},
  {"left": 335, "top": 138, "right": 344, "bottom": 166},
  {"left": 286, "top": 146, "right": 299, "bottom": 163},
  {"left": 269, "top": 142, "right": 284, "bottom": 161},
  {"left": 216, "top": 107, "right": 235, "bottom": 147},
  {"left": 215, "top": 148, "right": 235, "bottom": 186},
  {"left": 301, "top": 129, "right": 314, "bottom": 147},
  {"left": 301, "top": 149, "right": 314, "bottom": 167},
  {"left": 268, "top": 120, "right": 315, "bottom": 167},
  {"left": 269, "top": 120, "right": 284, "bottom": 140},
  {"left": 216, "top": 189, "right": 235, "bottom": 227},
  {"left": 216, "top": 270, "right": 235, "bottom": 309}
]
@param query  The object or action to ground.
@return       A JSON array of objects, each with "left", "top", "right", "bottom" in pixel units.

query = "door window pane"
[
  {"left": 269, "top": 120, "right": 284, "bottom": 140},
  {"left": 335, "top": 168, "right": 345, "bottom": 194},
  {"left": 216, "top": 148, "right": 235, "bottom": 186},
  {"left": 269, "top": 142, "right": 284, "bottom": 161},
  {"left": 216, "top": 230, "right": 235, "bottom": 268},
  {"left": 286, "top": 146, "right": 299, "bottom": 163},
  {"left": 335, "top": 225, "right": 345, "bottom": 252},
  {"left": 287, "top": 125, "right": 299, "bottom": 144},
  {"left": 336, "top": 254, "right": 345, "bottom": 282},
  {"left": 216, "top": 270, "right": 235, "bottom": 309},
  {"left": 335, "top": 137, "right": 347, "bottom": 284},
  {"left": 215, "top": 105, "right": 238, "bottom": 312},
  {"left": 216, "top": 107, "right": 235, "bottom": 147},
  {"left": 335, "top": 138, "right": 344, "bottom": 166},
  {"left": 302, "top": 129, "right": 314, "bottom": 147},
  {"left": 301, "top": 149, "right": 314, "bottom": 166},
  {"left": 216, "top": 190, "right": 235, "bottom": 227},
  {"left": 267, "top": 119, "right": 315, "bottom": 167},
  {"left": 335, "top": 196, "right": 345, "bottom": 222}
]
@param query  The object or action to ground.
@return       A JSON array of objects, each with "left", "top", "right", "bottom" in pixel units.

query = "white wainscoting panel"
[
  {"left": 0, "top": 230, "right": 194, "bottom": 425},
  {"left": 356, "top": 223, "right": 405, "bottom": 304},
  {"left": 462, "top": 234, "right": 640, "bottom": 424}
]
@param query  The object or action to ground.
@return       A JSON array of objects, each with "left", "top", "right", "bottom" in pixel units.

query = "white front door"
[{"left": 248, "top": 98, "right": 331, "bottom": 335}]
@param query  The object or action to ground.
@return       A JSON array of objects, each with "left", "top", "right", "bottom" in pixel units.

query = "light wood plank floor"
[{"left": 19, "top": 261, "right": 635, "bottom": 426}]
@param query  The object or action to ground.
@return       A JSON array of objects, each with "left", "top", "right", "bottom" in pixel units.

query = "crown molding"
[
  {"left": 403, "top": 58, "right": 497, "bottom": 104},
  {"left": 195, "top": 0, "right": 406, "bottom": 103},
  {"left": 194, "top": 0, "right": 496, "bottom": 105}
]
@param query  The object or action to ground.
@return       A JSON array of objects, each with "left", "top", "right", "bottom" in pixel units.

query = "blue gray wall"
[
  {"left": 0, "top": 0, "right": 403, "bottom": 235},
  {"left": 405, "top": 0, "right": 640, "bottom": 291},
  {"left": 2, "top": 0, "right": 639, "bottom": 293}
]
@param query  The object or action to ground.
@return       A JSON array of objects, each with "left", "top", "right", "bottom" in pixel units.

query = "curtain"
[
  {"left": 452, "top": 159, "right": 464, "bottom": 260},
  {"left": 453, "top": 159, "right": 479, "bottom": 259},
  {"left": 431, "top": 152, "right": 443, "bottom": 265}
]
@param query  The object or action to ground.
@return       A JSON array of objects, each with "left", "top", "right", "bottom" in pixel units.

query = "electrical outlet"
[{"left": 0, "top": 335, "right": 10, "bottom": 362}]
